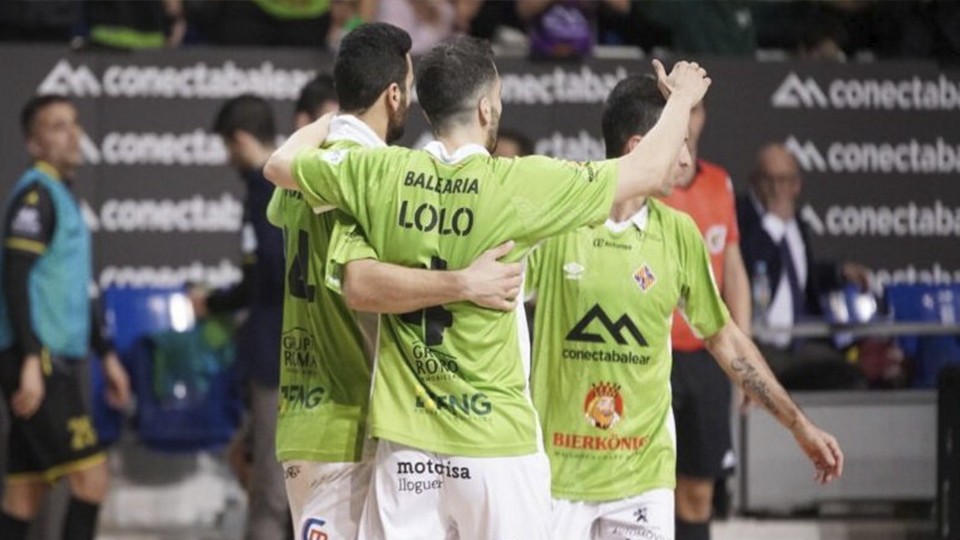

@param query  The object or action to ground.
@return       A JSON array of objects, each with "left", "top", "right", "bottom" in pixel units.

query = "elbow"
[
  {"left": 263, "top": 152, "right": 290, "bottom": 188},
  {"left": 342, "top": 274, "right": 374, "bottom": 312}
]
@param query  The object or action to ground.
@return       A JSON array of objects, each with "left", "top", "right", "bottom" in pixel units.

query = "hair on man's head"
[
  {"left": 213, "top": 95, "right": 276, "bottom": 144},
  {"left": 21, "top": 94, "right": 73, "bottom": 137},
  {"left": 601, "top": 75, "right": 666, "bottom": 159},
  {"left": 416, "top": 36, "right": 498, "bottom": 130},
  {"left": 296, "top": 73, "right": 337, "bottom": 119},
  {"left": 335, "top": 23, "right": 412, "bottom": 113}
]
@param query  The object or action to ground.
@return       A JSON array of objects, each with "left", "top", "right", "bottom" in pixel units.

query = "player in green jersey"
[
  {"left": 525, "top": 75, "right": 844, "bottom": 540},
  {"left": 267, "top": 24, "right": 523, "bottom": 540},
  {"left": 264, "top": 36, "right": 710, "bottom": 539}
]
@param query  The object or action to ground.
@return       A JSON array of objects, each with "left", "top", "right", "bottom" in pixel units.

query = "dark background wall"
[{"left": 1, "top": 46, "right": 957, "bottom": 293}]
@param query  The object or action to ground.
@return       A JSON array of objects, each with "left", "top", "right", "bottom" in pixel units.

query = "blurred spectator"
[
  {"left": 0, "top": 94, "right": 130, "bottom": 540},
  {"left": 327, "top": 0, "right": 365, "bottom": 51},
  {"left": 191, "top": 0, "right": 332, "bottom": 48},
  {"left": 517, "top": 0, "right": 629, "bottom": 59},
  {"left": 467, "top": 0, "right": 525, "bottom": 42},
  {"left": 192, "top": 95, "right": 288, "bottom": 540},
  {"left": 373, "top": 0, "right": 480, "bottom": 55},
  {"left": 0, "top": 1, "right": 78, "bottom": 43},
  {"left": 294, "top": 74, "right": 339, "bottom": 129},
  {"left": 660, "top": 100, "right": 750, "bottom": 540},
  {"left": 81, "top": 0, "right": 185, "bottom": 49},
  {"left": 493, "top": 127, "right": 533, "bottom": 158},
  {"left": 640, "top": 0, "right": 756, "bottom": 56},
  {"left": 797, "top": 11, "right": 848, "bottom": 61},
  {"left": 737, "top": 143, "right": 867, "bottom": 390}
]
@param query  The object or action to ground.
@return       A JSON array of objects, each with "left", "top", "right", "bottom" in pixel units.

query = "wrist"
[{"left": 452, "top": 269, "right": 473, "bottom": 303}]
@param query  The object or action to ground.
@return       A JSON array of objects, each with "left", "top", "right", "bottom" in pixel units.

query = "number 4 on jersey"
[
  {"left": 399, "top": 256, "right": 453, "bottom": 346},
  {"left": 287, "top": 229, "right": 316, "bottom": 301}
]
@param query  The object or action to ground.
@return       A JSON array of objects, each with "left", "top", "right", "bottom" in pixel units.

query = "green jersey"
[
  {"left": 293, "top": 143, "right": 618, "bottom": 457},
  {"left": 526, "top": 199, "right": 729, "bottom": 501},
  {"left": 269, "top": 117, "right": 385, "bottom": 463}
]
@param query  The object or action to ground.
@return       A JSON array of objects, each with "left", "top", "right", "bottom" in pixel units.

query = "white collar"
[
  {"left": 327, "top": 114, "right": 387, "bottom": 149},
  {"left": 604, "top": 203, "right": 649, "bottom": 233},
  {"left": 423, "top": 141, "right": 490, "bottom": 164}
]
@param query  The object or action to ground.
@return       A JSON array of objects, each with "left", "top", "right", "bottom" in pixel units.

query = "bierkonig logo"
[
  {"left": 500, "top": 65, "right": 628, "bottom": 105},
  {"left": 784, "top": 136, "right": 960, "bottom": 174},
  {"left": 38, "top": 59, "right": 315, "bottom": 100},
  {"left": 772, "top": 72, "right": 960, "bottom": 110}
]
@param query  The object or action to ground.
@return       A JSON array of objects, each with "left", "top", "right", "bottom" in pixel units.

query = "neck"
[
  {"left": 610, "top": 196, "right": 647, "bottom": 223},
  {"left": 36, "top": 160, "right": 68, "bottom": 180},
  {"left": 354, "top": 109, "right": 389, "bottom": 143},
  {"left": 435, "top": 123, "right": 486, "bottom": 152}
]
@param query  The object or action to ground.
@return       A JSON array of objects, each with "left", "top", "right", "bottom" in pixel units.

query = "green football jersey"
[
  {"left": 292, "top": 143, "right": 618, "bottom": 457},
  {"left": 526, "top": 199, "right": 730, "bottom": 501},
  {"left": 269, "top": 136, "right": 378, "bottom": 463}
]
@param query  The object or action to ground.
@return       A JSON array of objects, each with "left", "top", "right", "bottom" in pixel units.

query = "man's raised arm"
[
  {"left": 613, "top": 60, "right": 711, "bottom": 204},
  {"left": 264, "top": 113, "right": 334, "bottom": 190}
]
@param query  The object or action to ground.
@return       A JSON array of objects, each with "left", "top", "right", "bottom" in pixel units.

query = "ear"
[
  {"left": 387, "top": 82, "right": 402, "bottom": 111},
  {"left": 624, "top": 134, "right": 643, "bottom": 154},
  {"left": 26, "top": 137, "right": 41, "bottom": 160},
  {"left": 479, "top": 95, "right": 492, "bottom": 127}
]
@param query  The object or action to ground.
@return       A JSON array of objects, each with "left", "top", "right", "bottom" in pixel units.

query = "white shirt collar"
[
  {"left": 604, "top": 203, "right": 649, "bottom": 233},
  {"left": 327, "top": 114, "right": 387, "bottom": 149},
  {"left": 423, "top": 141, "right": 490, "bottom": 164}
]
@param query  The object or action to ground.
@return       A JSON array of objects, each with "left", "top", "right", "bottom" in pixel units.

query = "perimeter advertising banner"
[{"left": 0, "top": 45, "right": 956, "bottom": 293}]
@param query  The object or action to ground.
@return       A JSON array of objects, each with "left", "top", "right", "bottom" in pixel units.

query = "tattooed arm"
[{"left": 703, "top": 321, "right": 845, "bottom": 484}]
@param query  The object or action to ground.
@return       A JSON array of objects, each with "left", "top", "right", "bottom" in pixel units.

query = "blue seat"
[
  {"left": 103, "top": 286, "right": 240, "bottom": 452},
  {"left": 884, "top": 284, "right": 960, "bottom": 388}
]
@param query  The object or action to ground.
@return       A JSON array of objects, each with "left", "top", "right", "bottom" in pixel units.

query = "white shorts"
[
  {"left": 283, "top": 459, "right": 374, "bottom": 540},
  {"left": 358, "top": 440, "right": 552, "bottom": 540},
  {"left": 551, "top": 489, "right": 675, "bottom": 540}
]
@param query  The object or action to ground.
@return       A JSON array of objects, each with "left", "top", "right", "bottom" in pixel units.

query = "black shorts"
[
  {"left": 671, "top": 348, "right": 734, "bottom": 479},
  {"left": 0, "top": 349, "right": 104, "bottom": 483}
]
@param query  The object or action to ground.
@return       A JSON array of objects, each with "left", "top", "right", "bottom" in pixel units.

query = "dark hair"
[
  {"left": 213, "top": 95, "right": 276, "bottom": 144},
  {"left": 334, "top": 23, "right": 412, "bottom": 113},
  {"left": 601, "top": 75, "right": 666, "bottom": 159},
  {"left": 416, "top": 36, "right": 497, "bottom": 130},
  {"left": 21, "top": 94, "right": 72, "bottom": 136},
  {"left": 296, "top": 73, "right": 338, "bottom": 119},
  {"left": 497, "top": 128, "right": 534, "bottom": 156}
]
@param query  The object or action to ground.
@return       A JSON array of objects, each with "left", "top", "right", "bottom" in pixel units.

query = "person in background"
[
  {"left": 192, "top": 95, "right": 288, "bottom": 540},
  {"left": 660, "top": 100, "right": 750, "bottom": 540},
  {"left": 493, "top": 127, "right": 533, "bottom": 158},
  {"left": 737, "top": 143, "right": 868, "bottom": 390},
  {"left": 294, "top": 74, "right": 339, "bottom": 130},
  {"left": 0, "top": 94, "right": 130, "bottom": 540}
]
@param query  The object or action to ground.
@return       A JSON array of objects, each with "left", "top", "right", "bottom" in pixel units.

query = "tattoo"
[{"left": 730, "top": 355, "right": 779, "bottom": 418}]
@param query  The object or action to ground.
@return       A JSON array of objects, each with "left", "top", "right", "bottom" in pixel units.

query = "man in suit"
[{"left": 737, "top": 143, "right": 866, "bottom": 390}]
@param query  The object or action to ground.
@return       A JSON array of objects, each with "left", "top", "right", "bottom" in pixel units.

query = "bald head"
[{"left": 752, "top": 143, "right": 802, "bottom": 220}]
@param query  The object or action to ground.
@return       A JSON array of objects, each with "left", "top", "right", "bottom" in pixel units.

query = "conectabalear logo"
[{"left": 584, "top": 381, "right": 623, "bottom": 430}]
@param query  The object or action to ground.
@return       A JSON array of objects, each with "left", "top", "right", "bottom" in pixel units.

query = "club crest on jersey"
[
  {"left": 633, "top": 264, "right": 656, "bottom": 292},
  {"left": 564, "top": 262, "right": 585, "bottom": 280},
  {"left": 301, "top": 517, "right": 329, "bottom": 540},
  {"left": 705, "top": 225, "right": 727, "bottom": 255},
  {"left": 584, "top": 382, "right": 623, "bottom": 430}
]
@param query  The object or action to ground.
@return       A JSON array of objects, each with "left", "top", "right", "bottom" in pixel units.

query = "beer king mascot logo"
[{"left": 584, "top": 382, "right": 623, "bottom": 430}]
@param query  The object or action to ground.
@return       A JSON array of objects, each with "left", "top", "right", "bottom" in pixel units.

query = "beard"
[
  {"left": 484, "top": 107, "right": 501, "bottom": 152},
  {"left": 386, "top": 100, "right": 409, "bottom": 144}
]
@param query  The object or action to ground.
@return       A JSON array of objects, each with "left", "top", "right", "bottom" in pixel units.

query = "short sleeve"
[
  {"left": 677, "top": 214, "right": 730, "bottom": 339},
  {"left": 292, "top": 146, "right": 360, "bottom": 214},
  {"left": 524, "top": 245, "right": 543, "bottom": 301},
  {"left": 4, "top": 183, "right": 55, "bottom": 256},
  {"left": 266, "top": 188, "right": 283, "bottom": 228},
  {"left": 507, "top": 156, "right": 618, "bottom": 243},
  {"left": 324, "top": 213, "right": 379, "bottom": 295}
]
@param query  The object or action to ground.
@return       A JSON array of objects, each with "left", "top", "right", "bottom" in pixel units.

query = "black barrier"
[
  {"left": 0, "top": 46, "right": 958, "bottom": 293},
  {"left": 939, "top": 366, "right": 960, "bottom": 539}
]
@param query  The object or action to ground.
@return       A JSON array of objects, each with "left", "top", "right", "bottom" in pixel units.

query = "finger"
[
  {"left": 500, "top": 299, "right": 517, "bottom": 311},
  {"left": 651, "top": 59, "right": 667, "bottom": 81},
  {"left": 506, "top": 287, "right": 520, "bottom": 299},
  {"left": 505, "top": 262, "right": 524, "bottom": 276},
  {"left": 829, "top": 438, "right": 844, "bottom": 478},
  {"left": 689, "top": 61, "right": 700, "bottom": 70},
  {"left": 487, "top": 240, "right": 516, "bottom": 260}
]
